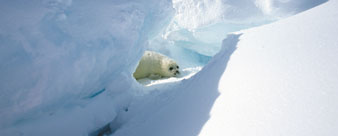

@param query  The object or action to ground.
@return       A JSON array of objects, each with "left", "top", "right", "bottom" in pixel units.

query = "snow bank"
[{"left": 0, "top": 0, "right": 173, "bottom": 134}]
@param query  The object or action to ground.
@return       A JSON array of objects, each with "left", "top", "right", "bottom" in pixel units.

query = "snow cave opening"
[{"left": 132, "top": 0, "right": 329, "bottom": 87}]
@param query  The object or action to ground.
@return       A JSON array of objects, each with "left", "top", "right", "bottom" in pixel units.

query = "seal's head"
[{"left": 162, "top": 60, "right": 180, "bottom": 77}]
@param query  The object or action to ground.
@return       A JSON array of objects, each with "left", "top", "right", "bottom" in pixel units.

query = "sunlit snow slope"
[
  {"left": 113, "top": 0, "right": 338, "bottom": 136},
  {"left": 200, "top": 1, "right": 338, "bottom": 136}
]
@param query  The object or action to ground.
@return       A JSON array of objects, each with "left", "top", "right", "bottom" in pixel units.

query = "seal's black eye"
[
  {"left": 177, "top": 66, "right": 179, "bottom": 69},
  {"left": 169, "top": 67, "right": 173, "bottom": 71}
]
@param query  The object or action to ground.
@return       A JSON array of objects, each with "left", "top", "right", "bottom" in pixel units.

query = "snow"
[
  {"left": 200, "top": 1, "right": 338, "bottom": 135},
  {"left": 112, "top": 0, "right": 338, "bottom": 136},
  {"left": 1, "top": 0, "right": 337, "bottom": 135},
  {"left": 112, "top": 34, "right": 241, "bottom": 136},
  {"left": 0, "top": 0, "right": 174, "bottom": 134},
  {"left": 149, "top": 0, "right": 328, "bottom": 68}
]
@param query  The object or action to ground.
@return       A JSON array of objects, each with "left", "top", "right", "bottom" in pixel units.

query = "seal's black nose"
[{"left": 176, "top": 71, "right": 180, "bottom": 75}]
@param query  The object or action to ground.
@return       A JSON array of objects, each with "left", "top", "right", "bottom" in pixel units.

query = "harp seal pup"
[{"left": 133, "top": 51, "right": 180, "bottom": 80}]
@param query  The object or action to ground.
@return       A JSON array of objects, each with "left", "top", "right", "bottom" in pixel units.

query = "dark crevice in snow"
[
  {"left": 90, "top": 108, "right": 129, "bottom": 136},
  {"left": 89, "top": 123, "right": 112, "bottom": 136},
  {"left": 86, "top": 88, "right": 106, "bottom": 99}
]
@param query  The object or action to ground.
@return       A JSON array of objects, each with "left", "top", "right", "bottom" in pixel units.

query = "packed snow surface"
[{"left": 0, "top": 0, "right": 335, "bottom": 135}]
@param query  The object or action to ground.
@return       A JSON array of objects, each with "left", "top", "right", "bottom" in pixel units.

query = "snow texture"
[
  {"left": 0, "top": 0, "right": 335, "bottom": 135},
  {"left": 0, "top": 0, "right": 174, "bottom": 134},
  {"left": 200, "top": 1, "right": 338, "bottom": 135}
]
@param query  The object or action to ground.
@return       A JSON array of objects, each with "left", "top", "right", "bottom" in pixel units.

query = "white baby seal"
[{"left": 133, "top": 51, "right": 180, "bottom": 80}]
